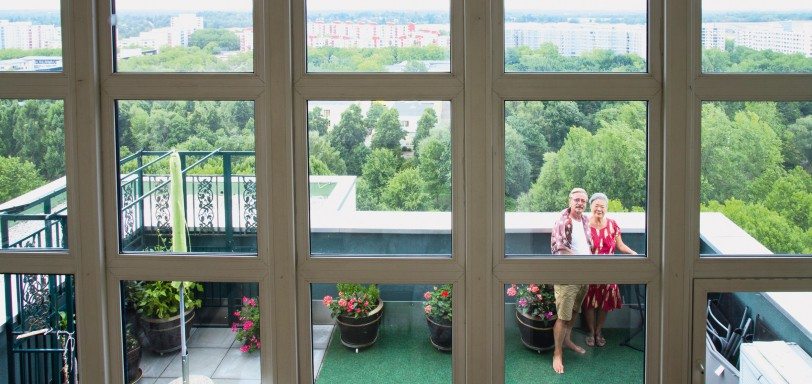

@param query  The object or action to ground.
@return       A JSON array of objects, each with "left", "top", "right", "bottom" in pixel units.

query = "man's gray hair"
[
  {"left": 569, "top": 187, "right": 587, "bottom": 198},
  {"left": 590, "top": 192, "right": 608, "bottom": 205}
]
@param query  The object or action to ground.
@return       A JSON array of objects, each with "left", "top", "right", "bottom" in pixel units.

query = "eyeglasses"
[{"left": 571, "top": 198, "right": 587, "bottom": 203}]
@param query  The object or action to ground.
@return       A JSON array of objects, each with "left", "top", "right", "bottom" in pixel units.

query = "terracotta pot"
[
  {"left": 515, "top": 309, "right": 556, "bottom": 352},
  {"left": 426, "top": 315, "right": 452, "bottom": 351},
  {"left": 335, "top": 300, "right": 384, "bottom": 351},
  {"left": 140, "top": 309, "right": 195, "bottom": 354}
]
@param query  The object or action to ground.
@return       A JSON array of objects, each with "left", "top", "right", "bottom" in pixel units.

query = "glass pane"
[
  {"left": 115, "top": 100, "right": 257, "bottom": 254},
  {"left": 113, "top": 0, "right": 253, "bottom": 72},
  {"left": 504, "top": 101, "right": 647, "bottom": 257},
  {"left": 1, "top": 274, "right": 77, "bottom": 383},
  {"left": 312, "top": 283, "right": 452, "bottom": 383},
  {"left": 0, "top": 1, "right": 62, "bottom": 72},
  {"left": 0, "top": 99, "right": 67, "bottom": 251},
  {"left": 504, "top": 283, "right": 645, "bottom": 380},
  {"left": 704, "top": 291, "right": 812, "bottom": 383},
  {"left": 307, "top": 101, "right": 452, "bottom": 256},
  {"left": 504, "top": 0, "right": 647, "bottom": 73},
  {"left": 306, "top": 0, "right": 451, "bottom": 73},
  {"left": 700, "top": 101, "right": 811, "bottom": 256},
  {"left": 702, "top": 1, "right": 812, "bottom": 73},
  {"left": 121, "top": 280, "right": 261, "bottom": 382}
]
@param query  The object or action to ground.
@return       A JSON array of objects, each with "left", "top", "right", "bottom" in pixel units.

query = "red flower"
[{"left": 441, "top": 290, "right": 449, "bottom": 297}]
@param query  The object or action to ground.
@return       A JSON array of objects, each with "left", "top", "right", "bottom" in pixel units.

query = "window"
[
  {"left": 112, "top": 0, "right": 254, "bottom": 72},
  {"left": 0, "top": 1, "right": 62, "bottom": 72}
]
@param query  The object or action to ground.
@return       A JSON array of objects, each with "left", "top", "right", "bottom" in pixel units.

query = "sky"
[{"left": 1, "top": 0, "right": 808, "bottom": 12}]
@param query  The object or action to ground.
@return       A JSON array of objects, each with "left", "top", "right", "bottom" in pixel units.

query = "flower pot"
[
  {"left": 125, "top": 345, "right": 143, "bottom": 383},
  {"left": 515, "top": 309, "right": 556, "bottom": 352},
  {"left": 335, "top": 300, "right": 384, "bottom": 351},
  {"left": 426, "top": 315, "right": 452, "bottom": 352},
  {"left": 140, "top": 309, "right": 195, "bottom": 354}
]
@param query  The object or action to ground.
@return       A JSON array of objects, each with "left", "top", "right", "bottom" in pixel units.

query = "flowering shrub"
[
  {"left": 506, "top": 284, "right": 556, "bottom": 323},
  {"left": 231, "top": 296, "right": 260, "bottom": 353},
  {"left": 423, "top": 284, "right": 452, "bottom": 323},
  {"left": 323, "top": 283, "right": 380, "bottom": 319}
]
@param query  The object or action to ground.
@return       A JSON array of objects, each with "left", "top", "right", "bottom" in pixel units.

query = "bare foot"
[
  {"left": 553, "top": 353, "right": 564, "bottom": 374},
  {"left": 564, "top": 339, "right": 586, "bottom": 354}
]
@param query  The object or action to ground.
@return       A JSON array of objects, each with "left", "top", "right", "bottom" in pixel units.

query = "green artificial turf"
[
  {"left": 316, "top": 301, "right": 452, "bottom": 384},
  {"left": 504, "top": 327, "right": 645, "bottom": 383},
  {"left": 316, "top": 302, "right": 644, "bottom": 384}
]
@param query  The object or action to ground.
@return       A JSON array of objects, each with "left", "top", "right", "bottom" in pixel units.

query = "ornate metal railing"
[
  {"left": 118, "top": 149, "right": 257, "bottom": 252},
  {"left": 0, "top": 149, "right": 257, "bottom": 251},
  {"left": 3, "top": 274, "right": 76, "bottom": 384}
]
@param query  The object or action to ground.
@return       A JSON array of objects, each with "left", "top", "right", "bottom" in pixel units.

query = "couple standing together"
[{"left": 549, "top": 187, "right": 637, "bottom": 374}]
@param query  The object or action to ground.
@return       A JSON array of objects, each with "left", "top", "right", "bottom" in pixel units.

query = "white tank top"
[{"left": 570, "top": 219, "right": 591, "bottom": 255}]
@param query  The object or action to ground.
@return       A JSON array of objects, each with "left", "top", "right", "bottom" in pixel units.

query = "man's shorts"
[{"left": 554, "top": 284, "right": 587, "bottom": 321}]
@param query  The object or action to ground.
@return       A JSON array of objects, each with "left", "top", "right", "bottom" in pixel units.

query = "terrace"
[{"left": 1, "top": 149, "right": 809, "bottom": 383}]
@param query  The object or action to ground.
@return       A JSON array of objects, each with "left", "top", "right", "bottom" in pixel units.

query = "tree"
[
  {"left": 309, "top": 157, "right": 332, "bottom": 175},
  {"left": 516, "top": 124, "right": 646, "bottom": 211},
  {"left": 413, "top": 108, "right": 437, "bottom": 153},
  {"left": 370, "top": 109, "right": 405, "bottom": 151},
  {"left": 417, "top": 129, "right": 452, "bottom": 211},
  {"left": 308, "top": 132, "right": 346, "bottom": 175},
  {"left": 784, "top": 116, "right": 812, "bottom": 171},
  {"left": 230, "top": 101, "right": 253, "bottom": 130},
  {"left": 404, "top": 60, "right": 428, "bottom": 72},
  {"left": 761, "top": 167, "right": 812, "bottom": 230},
  {"left": 380, "top": 168, "right": 429, "bottom": 211},
  {"left": 361, "top": 148, "right": 401, "bottom": 193},
  {"left": 504, "top": 101, "right": 550, "bottom": 178},
  {"left": 504, "top": 126, "right": 532, "bottom": 199},
  {"left": 702, "top": 199, "right": 806, "bottom": 254},
  {"left": 328, "top": 104, "right": 367, "bottom": 164},
  {"left": 0, "top": 156, "right": 44, "bottom": 203},
  {"left": 308, "top": 107, "right": 330, "bottom": 136},
  {"left": 346, "top": 144, "right": 371, "bottom": 176},
  {"left": 364, "top": 102, "right": 388, "bottom": 135},
  {"left": 701, "top": 103, "right": 784, "bottom": 203},
  {"left": 189, "top": 29, "right": 240, "bottom": 52}
]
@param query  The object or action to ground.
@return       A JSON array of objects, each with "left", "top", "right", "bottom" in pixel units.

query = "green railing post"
[
  {"left": 137, "top": 150, "right": 145, "bottom": 237},
  {"left": 223, "top": 153, "right": 234, "bottom": 250},
  {"left": 43, "top": 199, "right": 52, "bottom": 248},
  {"left": 179, "top": 152, "right": 189, "bottom": 233},
  {"left": 4, "top": 274, "right": 15, "bottom": 383},
  {"left": 0, "top": 215, "right": 8, "bottom": 249}
]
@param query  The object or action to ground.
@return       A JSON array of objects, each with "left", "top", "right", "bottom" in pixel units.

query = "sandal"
[
  {"left": 585, "top": 335, "right": 595, "bottom": 347},
  {"left": 596, "top": 334, "right": 606, "bottom": 347}
]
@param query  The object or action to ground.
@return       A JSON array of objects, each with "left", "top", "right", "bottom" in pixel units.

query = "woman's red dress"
[{"left": 584, "top": 219, "right": 624, "bottom": 311}]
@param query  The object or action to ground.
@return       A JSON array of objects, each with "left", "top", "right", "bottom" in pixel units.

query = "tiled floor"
[
  {"left": 312, "top": 325, "right": 335, "bottom": 380},
  {"left": 138, "top": 328, "right": 260, "bottom": 384}
]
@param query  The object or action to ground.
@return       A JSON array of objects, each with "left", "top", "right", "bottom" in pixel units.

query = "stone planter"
[
  {"left": 515, "top": 309, "right": 555, "bottom": 352},
  {"left": 335, "top": 300, "right": 384, "bottom": 352},
  {"left": 426, "top": 315, "right": 452, "bottom": 352},
  {"left": 140, "top": 309, "right": 195, "bottom": 354}
]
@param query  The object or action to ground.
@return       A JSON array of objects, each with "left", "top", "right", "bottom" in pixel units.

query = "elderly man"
[{"left": 550, "top": 187, "right": 592, "bottom": 374}]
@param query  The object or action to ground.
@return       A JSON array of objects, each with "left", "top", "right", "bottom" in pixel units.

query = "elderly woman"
[{"left": 584, "top": 192, "right": 637, "bottom": 347}]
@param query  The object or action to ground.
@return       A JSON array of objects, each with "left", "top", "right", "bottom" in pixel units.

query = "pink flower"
[
  {"left": 323, "top": 295, "right": 333, "bottom": 306},
  {"left": 506, "top": 286, "right": 517, "bottom": 297},
  {"left": 256, "top": 341, "right": 261, "bottom": 349},
  {"left": 424, "top": 305, "right": 432, "bottom": 314},
  {"left": 518, "top": 298, "right": 528, "bottom": 307},
  {"left": 240, "top": 344, "right": 250, "bottom": 353},
  {"left": 242, "top": 296, "right": 249, "bottom": 304},
  {"left": 233, "top": 310, "right": 241, "bottom": 317},
  {"left": 530, "top": 285, "right": 539, "bottom": 293},
  {"left": 338, "top": 299, "right": 347, "bottom": 307},
  {"left": 424, "top": 291, "right": 432, "bottom": 300},
  {"left": 545, "top": 311, "right": 554, "bottom": 320},
  {"left": 248, "top": 298, "right": 257, "bottom": 306},
  {"left": 243, "top": 320, "right": 254, "bottom": 331},
  {"left": 231, "top": 323, "right": 238, "bottom": 332}
]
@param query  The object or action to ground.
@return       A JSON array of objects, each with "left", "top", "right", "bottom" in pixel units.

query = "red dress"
[{"left": 584, "top": 219, "right": 624, "bottom": 311}]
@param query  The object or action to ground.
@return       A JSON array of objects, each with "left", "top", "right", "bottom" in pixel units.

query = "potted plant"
[
  {"left": 132, "top": 280, "right": 203, "bottom": 354},
  {"left": 423, "top": 284, "right": 452, "bottom": 351},
  {"left": 231, "top": 296, "right": 260, "bottom": 353},
  {"left": 124, "top": 324, "right": 143, "bottom": 383},
  {"left": 507, "top": 283, "right": 557, "bottom": 352},
  {"left": 322, "top": 283, "right": 383, "bottom": 352}
]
